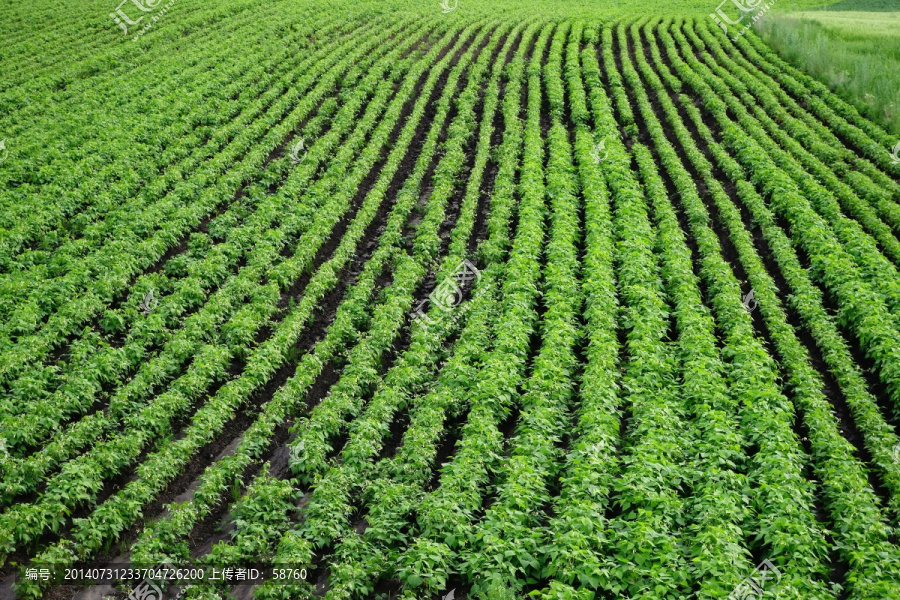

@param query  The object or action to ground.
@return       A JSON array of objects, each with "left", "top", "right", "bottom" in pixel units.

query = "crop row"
[
  {"left": 12, "top": 18, "right": 481, "bottom": 598},
  {"left": 0, "top": 17, "right": 421, "bottom": 453},
  {"left": 124, "top": 11, "right": 497, "bottom": 583},
  {"left": 0, "top": 14, "right": 423, "bottom": 460},
  {"left": 458, "top": 21, "right": 583, "bottom": 596},
  {"left": 533, "top": 23, "right": 620, "bottom": 600},
  {"left": 299, "top": 22, "right": 540, "bottom": 597},
  {"left": 0, "top": 3, "right": 346, "bottom": 286},
  {"left": 671, "top": 22, "right": 900, "bottom": 422},
  {"left": 652, "top": 19, "right": 900, "bottom": 597},
  {"left": 616, "top": 20, "right": 836, "bottom": 597},
  {"left": 0, "top": 11, "right": 368, "bottom": 350},
  {"left": 0, "top": 19, "right": 432, "bottom": 508},
  {"left": 672, "top": 19, "right": 900, "bottom": 514},
  {"left": 175, "top": 22, "right": 520, "bottom": 599},
  {"left": 684, "top": 25, "right": 900, "bottom": 323},
  {"left": 386, "top": 22, "right": 554, "bottom": 598},
  {"left": 1, "top": 19, "right": 439, "bottom": 567},
  {"left": 0, "top": 3, "right": 338, "bottom": 274}
]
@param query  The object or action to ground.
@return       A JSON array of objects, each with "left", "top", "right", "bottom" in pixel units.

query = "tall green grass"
[{"left": 757, "top": 5, "right": 900, "bottom": 135}]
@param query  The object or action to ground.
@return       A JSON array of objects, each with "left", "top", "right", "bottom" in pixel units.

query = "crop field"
[{"left": 2, "top": 0, "right": 900, "bottom": 599}]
